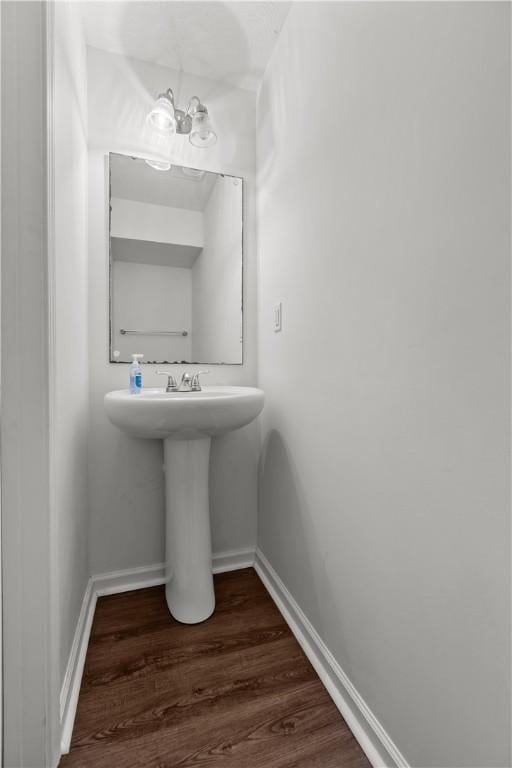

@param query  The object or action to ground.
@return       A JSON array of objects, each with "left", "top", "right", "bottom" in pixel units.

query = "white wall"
[
  {"left": 88, "top": 47, "right": 258, "bottom": 574},
  {"left": 192, "top": 175, "right": 243, "bottom": 363},
  {"left": 1, "top": 3, "right": 60, "bottom": 764},
  {"left": 257, "top": 4, "right": 511, "bottom": 767},
  {"left": 112, "top": 260, "right": 192, "bottom": 361},
  {"left": 0, "top": 9, "right": 3, "bottom": 762},
  {"left": 53, "top": 0, "right": 90, "bottom": 727}
]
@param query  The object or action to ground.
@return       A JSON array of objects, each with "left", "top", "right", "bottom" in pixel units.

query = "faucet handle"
[
  {"left": 191, "top": 371, "right": 210, "bottom": 391},
  {"left": 156, "top": 370, "right": 178, "bottom": 392}
]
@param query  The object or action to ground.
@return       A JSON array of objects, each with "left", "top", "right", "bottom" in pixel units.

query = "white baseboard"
[
  {"left": 59, "top": 579, "right": 96, "bottom": 755},
  {"left": 254, "top": 549, "right": 409, "bottom": 768},
  {"left": 93, "top": 561, "right": 166, "bottom": 597},
  {"left": 213, "top": 546, "right": 255, "bottom": 573},
  {"left": 59, "top": 546, "right": 255, "bottom": 755},
  {"left": 93, "top": 547, "right": 256, "bottom": 596}
]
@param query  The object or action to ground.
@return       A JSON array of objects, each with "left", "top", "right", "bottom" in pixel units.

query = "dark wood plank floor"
[{"left": 60, "top": 568, "right": 371, "bottom": 768}]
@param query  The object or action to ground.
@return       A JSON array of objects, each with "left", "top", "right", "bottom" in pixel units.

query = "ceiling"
[
  {"left": 81, "top": 1, "right": 291, "bottom": 92},
  {"left": 110, "top": 152, "right": 224, "bottom": 211}
]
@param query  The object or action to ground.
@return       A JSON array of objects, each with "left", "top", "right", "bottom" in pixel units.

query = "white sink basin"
[
  {"left": 104, "top": 386, "right": 264, "bottom": 440},
  {"left": 104, "top": 385, "right": 264, "bottom": 624}
]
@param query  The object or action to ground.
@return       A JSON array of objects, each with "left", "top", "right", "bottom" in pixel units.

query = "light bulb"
[
  {"left": 147, "top": 94, "right": 176, "bottom": 134},
  {"left": 182, "top": 166, "right": 205, "bottom": 179},
  {"left": 189, "top": 110, "right": 217, "bottom": 148},
  {"left": 145, "top": 159, "right": 172, "bottom": 171}
]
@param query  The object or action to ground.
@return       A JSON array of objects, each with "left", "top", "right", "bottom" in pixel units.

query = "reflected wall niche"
[{"left": 109, "top": 152, "right": 243, "bottom": 365}]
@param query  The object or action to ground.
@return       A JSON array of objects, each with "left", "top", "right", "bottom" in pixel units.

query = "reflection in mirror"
[{"left": 109, "top": 153, "right": 243, "bottom": 364}]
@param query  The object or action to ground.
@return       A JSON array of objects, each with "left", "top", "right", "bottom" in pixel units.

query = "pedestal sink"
[{"left": 104, "top": 386, "right": 264, "bottom": 623}]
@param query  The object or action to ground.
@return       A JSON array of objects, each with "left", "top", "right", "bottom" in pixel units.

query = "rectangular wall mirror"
[{"left": 108, "top": 152, "right": 243, "bottom": 365}]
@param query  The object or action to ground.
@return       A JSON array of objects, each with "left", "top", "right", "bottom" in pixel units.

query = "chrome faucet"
[
  {"left": 178, "top": 371, "right": 209, "bottom": 392},
  {"left": 156, "top": 370, "right": 209, "bottom": 392},
  {"left": 178, "top": 373, "right": 193, "bottom": 392},
  {"left": 156, "top": 371, "right": 178, "bottom": 392}
]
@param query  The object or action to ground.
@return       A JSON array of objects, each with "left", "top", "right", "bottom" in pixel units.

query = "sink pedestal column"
[{"left": 163, "top": 436, "right": 215, "bottom": 623}]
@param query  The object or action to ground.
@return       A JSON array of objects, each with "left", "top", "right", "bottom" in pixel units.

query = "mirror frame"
[{"left": 107, "top": 151, "right": 244, "bottom": 365}]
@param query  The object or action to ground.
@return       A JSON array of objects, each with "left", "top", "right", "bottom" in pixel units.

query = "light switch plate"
[{"left": 273, "top": 302, "right": 282, "bottom": 332}]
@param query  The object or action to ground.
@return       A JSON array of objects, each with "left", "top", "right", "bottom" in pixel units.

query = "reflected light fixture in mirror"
[
  {"left": 145, "top": 159, "right": 172, "bottom": 171},
  {"left": 182, "top": 166, "right": 205, "bottom": 180},
  {"left": 147, "top": 89, "right": 217, "bottom": 148}
]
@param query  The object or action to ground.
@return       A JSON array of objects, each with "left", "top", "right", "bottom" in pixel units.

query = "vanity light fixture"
[
  {"left": 189, "top": 104, "right": 217, "bottom": 148},
  {"left": 147, "top": 88, "right": 217, "bottom": 148},
  {"left": 147, "top": 91, "right": 177, "bottom": 133}
]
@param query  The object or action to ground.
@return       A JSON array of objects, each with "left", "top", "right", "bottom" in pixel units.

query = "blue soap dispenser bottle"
[{"left": 129, "top": 354, "right": 144, "bottom": 394}]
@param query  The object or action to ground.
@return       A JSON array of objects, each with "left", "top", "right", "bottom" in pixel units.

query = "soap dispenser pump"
[{"left": 129, "top": 354, "right": 144, "bottom": 394}]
